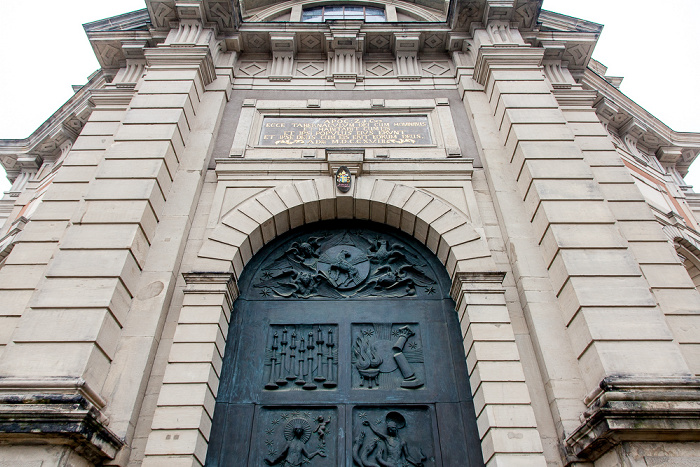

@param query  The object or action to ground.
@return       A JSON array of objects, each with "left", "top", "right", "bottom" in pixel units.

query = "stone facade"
[{"left": 0, "top": 1, "right": 699, "bottom": 466}]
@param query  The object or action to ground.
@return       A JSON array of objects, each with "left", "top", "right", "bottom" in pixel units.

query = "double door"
[{"left": 206, "top": 297, "right": 483, "bottom": 466}]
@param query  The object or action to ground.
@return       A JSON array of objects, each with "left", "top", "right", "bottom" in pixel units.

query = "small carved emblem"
[
  {"left": 352, "top": 324, "right": 424, "bottom": 390},
  {"left": 336, "top": 166, "right": 351, "bottom": 193},
  {"left": 317, "top": 245, "right": 369, "bottom": 289}
]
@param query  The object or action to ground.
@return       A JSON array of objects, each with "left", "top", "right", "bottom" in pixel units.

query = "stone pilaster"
[
  {"left": 142, "top": 272, "right": 237, "bottom": 467},
  {"left": 451, "top": 272, "right": 547, "bottom": 466},
  {"left": 470, "top": 23, "right": 691, "bottom": 387},
  {"left": 555, "top": 73, "right": 700, "bottom": 380},
  {"left": 0, "top": 17, "right": 233, "bottom": 463},
  {"left": 463, "top": 21, "right": 700, "bottom": 463}
]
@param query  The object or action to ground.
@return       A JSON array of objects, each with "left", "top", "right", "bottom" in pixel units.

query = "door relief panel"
[
  {"left": 253, "top": 229, "right": 437, "bottom": 300},
  {"left": 352, "top": 323, "right": 424, "bottom": 390},
  {"left": 264, "top": 325, "right": 338, "bottom": 391},
  {"left": 257, "top": 407, "right": 338, "bottom": 466},
  {"left": 352, "top": 406, "right": 435, "bottom": 467}
]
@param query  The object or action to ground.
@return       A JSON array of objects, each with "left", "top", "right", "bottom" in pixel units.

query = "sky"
[{"left": 0, "top": 0, "right": 699, "bottom": 192}]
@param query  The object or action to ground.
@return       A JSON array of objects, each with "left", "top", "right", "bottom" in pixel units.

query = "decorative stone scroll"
[
  {"left": 253, "top": 229, "right": 438, "bottom": 300},
  {"left": 258, "top": 116, "right": 432, "bottom": 147}
]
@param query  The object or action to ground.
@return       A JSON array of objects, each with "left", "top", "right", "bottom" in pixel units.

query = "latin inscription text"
[{"left": 259, "top": 116, "right": 432, "bottom": 147}]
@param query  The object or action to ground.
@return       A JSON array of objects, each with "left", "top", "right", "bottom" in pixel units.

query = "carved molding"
[
  {"left": 449, "top": 270, "right": 507, "bottom": 302},
  {"left": 144, "top": 45, "right": 217, "bottom": 86},
  {"left": 472, "top": 45, "right": 544, "bottom": 86},
  {"left": 565, "top": 376, "right": 700, "bottom": 463},
  {"left": 182, "top": 271, "right": 239, "bottom": 308},
  {"left": 0, "top": 377, "right": 122, "bottom": 463}
]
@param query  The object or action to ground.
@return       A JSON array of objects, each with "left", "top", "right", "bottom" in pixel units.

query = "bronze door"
[{"left": 206, "top": 222, "right": 484, "bottom": 467}]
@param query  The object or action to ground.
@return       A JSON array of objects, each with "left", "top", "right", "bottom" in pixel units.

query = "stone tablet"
[{"left": 259, "top": 116, "right": 432, "bottom": 147}]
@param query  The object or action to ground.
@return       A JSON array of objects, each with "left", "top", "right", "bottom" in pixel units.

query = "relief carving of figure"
[
  {"left": 254, "top": 231, "right": 436, "bottom": 299},
  {"left": 313, "top": 415, "right": 331, "bottom": 444},
  {"left": 353, "top": 412, "right": 426, "bottom": 467},
  {"left": 265, "top": 418, "right": 326, "bottom": 466}
]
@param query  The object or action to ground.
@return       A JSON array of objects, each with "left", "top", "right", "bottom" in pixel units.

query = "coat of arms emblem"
[{"left": 335, "top": 166, "right": 351, "bottom": 193}]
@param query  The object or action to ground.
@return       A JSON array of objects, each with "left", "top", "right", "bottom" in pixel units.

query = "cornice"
[
  {"left": 448, "top": 0, "right": 543, "bottom": 34},
  {"left": 565, "top": 376, "right": 700, "bottom": 464},
  {"left": 537, "top": 9, "right": 603, "bottom": 34},
  {"left": 83, "top": 9, "right": 151, "bottom": 33},
  {"left": 583, "top": 68, "right": 700, "bottom": 173},
  {"left": 0, "top": 72, "right": 107, "bottom": 179}
]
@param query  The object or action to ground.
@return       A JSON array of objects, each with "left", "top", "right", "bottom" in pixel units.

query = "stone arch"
[
  {"left": 195, "top": 178, "right": 496, "bottom": 281},
  {"left": 663, "top": 224, "right": 700, "bottom": 290},
  {"left": 141, "top": 178, "right": 546, "bottom": 466}
]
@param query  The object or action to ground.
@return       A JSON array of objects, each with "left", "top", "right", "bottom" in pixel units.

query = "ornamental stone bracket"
[
  {"left": 269, "top": 33, "right": 296, "bottom": 81},
  {"left": 565, "top": 376, "right": 700, "bottom": 464},
  {"left": 393, "top": 34, "right": 421, "bottom": 81},
  {"left": 0, "top": 377, "right": 124, "bottom": 464},
  {"left": 472, "top": 45, "right": 544, "bottom": 86},
  {"left": 325, "top": 24, "right": 365, "bottom": 89}
]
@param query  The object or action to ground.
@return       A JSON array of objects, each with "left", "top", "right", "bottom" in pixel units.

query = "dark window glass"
[{"left": 301, "top": 6, "right": 387, "bottom": 22}]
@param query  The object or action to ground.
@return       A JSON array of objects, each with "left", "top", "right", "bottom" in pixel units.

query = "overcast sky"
[{"left": 0, "top": 1, "right": 699, "bottom": 193}]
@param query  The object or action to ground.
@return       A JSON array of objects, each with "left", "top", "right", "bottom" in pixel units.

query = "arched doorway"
[{"left": 205, "top": 221, "right": 484, "bottom": 466}]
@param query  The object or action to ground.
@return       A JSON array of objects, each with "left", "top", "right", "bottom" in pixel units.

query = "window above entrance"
[{"left": 301, "top": 5, "right": 386, "bottom": 22}]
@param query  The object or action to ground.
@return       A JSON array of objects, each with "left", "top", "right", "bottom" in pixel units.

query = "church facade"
[{"left": 1, "top": 1, "right": 700, "bottom": 466}]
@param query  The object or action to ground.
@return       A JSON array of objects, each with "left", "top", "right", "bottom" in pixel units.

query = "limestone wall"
[{"left": 0, "top": 2, "right": 699, "bottom": 466}]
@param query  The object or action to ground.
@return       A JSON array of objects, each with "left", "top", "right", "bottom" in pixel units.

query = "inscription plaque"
[{"left": 259, "top": 116, "right": 432, "bottom": 147}]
